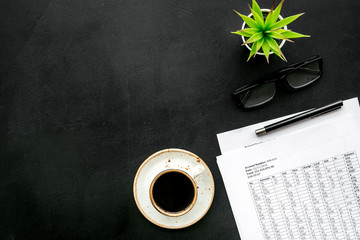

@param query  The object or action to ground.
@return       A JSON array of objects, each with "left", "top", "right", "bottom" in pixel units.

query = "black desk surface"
[{"left": 1, "top": 0, "right": 360, "bottom": 239}]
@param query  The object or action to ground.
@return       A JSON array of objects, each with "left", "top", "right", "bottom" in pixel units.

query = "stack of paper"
[{"left": 217, "top": 97, "right": 360, "bottom": 240}]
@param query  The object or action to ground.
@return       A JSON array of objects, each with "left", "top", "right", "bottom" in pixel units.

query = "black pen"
[{"left": 255, "top": 100, "right": 344, "bottom": 135}]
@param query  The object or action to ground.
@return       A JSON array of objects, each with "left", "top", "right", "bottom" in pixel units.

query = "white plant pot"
[{"left": 241, "top": 8, "right": 288, "bottom": 56}]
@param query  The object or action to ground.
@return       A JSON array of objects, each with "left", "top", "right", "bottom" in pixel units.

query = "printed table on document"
[{"left": 248, "top": 151, "right": 360, "bottom": 240}]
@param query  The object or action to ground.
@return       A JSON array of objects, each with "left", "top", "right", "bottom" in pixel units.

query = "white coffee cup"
[{"left": 133, "top": 149, "right": 214, "bottom": 229}]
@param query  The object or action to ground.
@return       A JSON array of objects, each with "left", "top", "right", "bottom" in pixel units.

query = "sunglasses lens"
[
  {"left": 238, "top": 82, "right": 276, "bottom": 109},
  {"left": 286, "top": 61, "right": 321, "bottom": 89}
]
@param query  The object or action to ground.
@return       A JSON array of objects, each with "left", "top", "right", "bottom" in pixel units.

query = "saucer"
[{"left": 133, "top": 149, "right": 215, "bottom": 229}]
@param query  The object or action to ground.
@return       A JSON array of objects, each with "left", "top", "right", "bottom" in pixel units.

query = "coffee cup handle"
[{"left": 188, "top": 164, "right": 205, "bottom": 179}]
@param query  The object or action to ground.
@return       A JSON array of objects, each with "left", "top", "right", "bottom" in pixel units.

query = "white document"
[
  {"left": 217, "top": 97, "right": 360, "bottom": 240},
  {"left": 217, "top": 97, "right": 360, "bottom": 154},
  {"left": 217, "top": 118, "right": 360, "bottom": 240}
]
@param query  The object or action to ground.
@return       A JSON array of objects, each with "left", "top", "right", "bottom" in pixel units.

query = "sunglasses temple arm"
[
  {"left": 233, "top": 82, "right": 257, "bottom": 95},
  {"left": 287, "top": 55, "right": 321, "bottom": 69},
  {"left": 233, "top": 75, "right": 277, "bottom": 96},
  {"left": 233, "top": 86, "right": 250, "bottom": 96}
]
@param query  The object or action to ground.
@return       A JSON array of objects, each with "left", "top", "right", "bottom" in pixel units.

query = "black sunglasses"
[{"left": 233, "top": 55, "right": 323, "bottom": 109}]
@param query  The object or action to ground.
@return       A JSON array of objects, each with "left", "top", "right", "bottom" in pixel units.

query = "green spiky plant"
[{"left": 231, "top": 0, "right": 310, "bottom": 63}]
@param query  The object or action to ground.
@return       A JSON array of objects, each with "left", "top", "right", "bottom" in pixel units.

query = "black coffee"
[{"left": 152, "top": 171, "right": 195, "bottom": 213}]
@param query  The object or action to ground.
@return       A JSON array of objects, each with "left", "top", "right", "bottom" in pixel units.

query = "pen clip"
[{"left": 311, "top": 105, "right": 342, "bottom": 118}]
